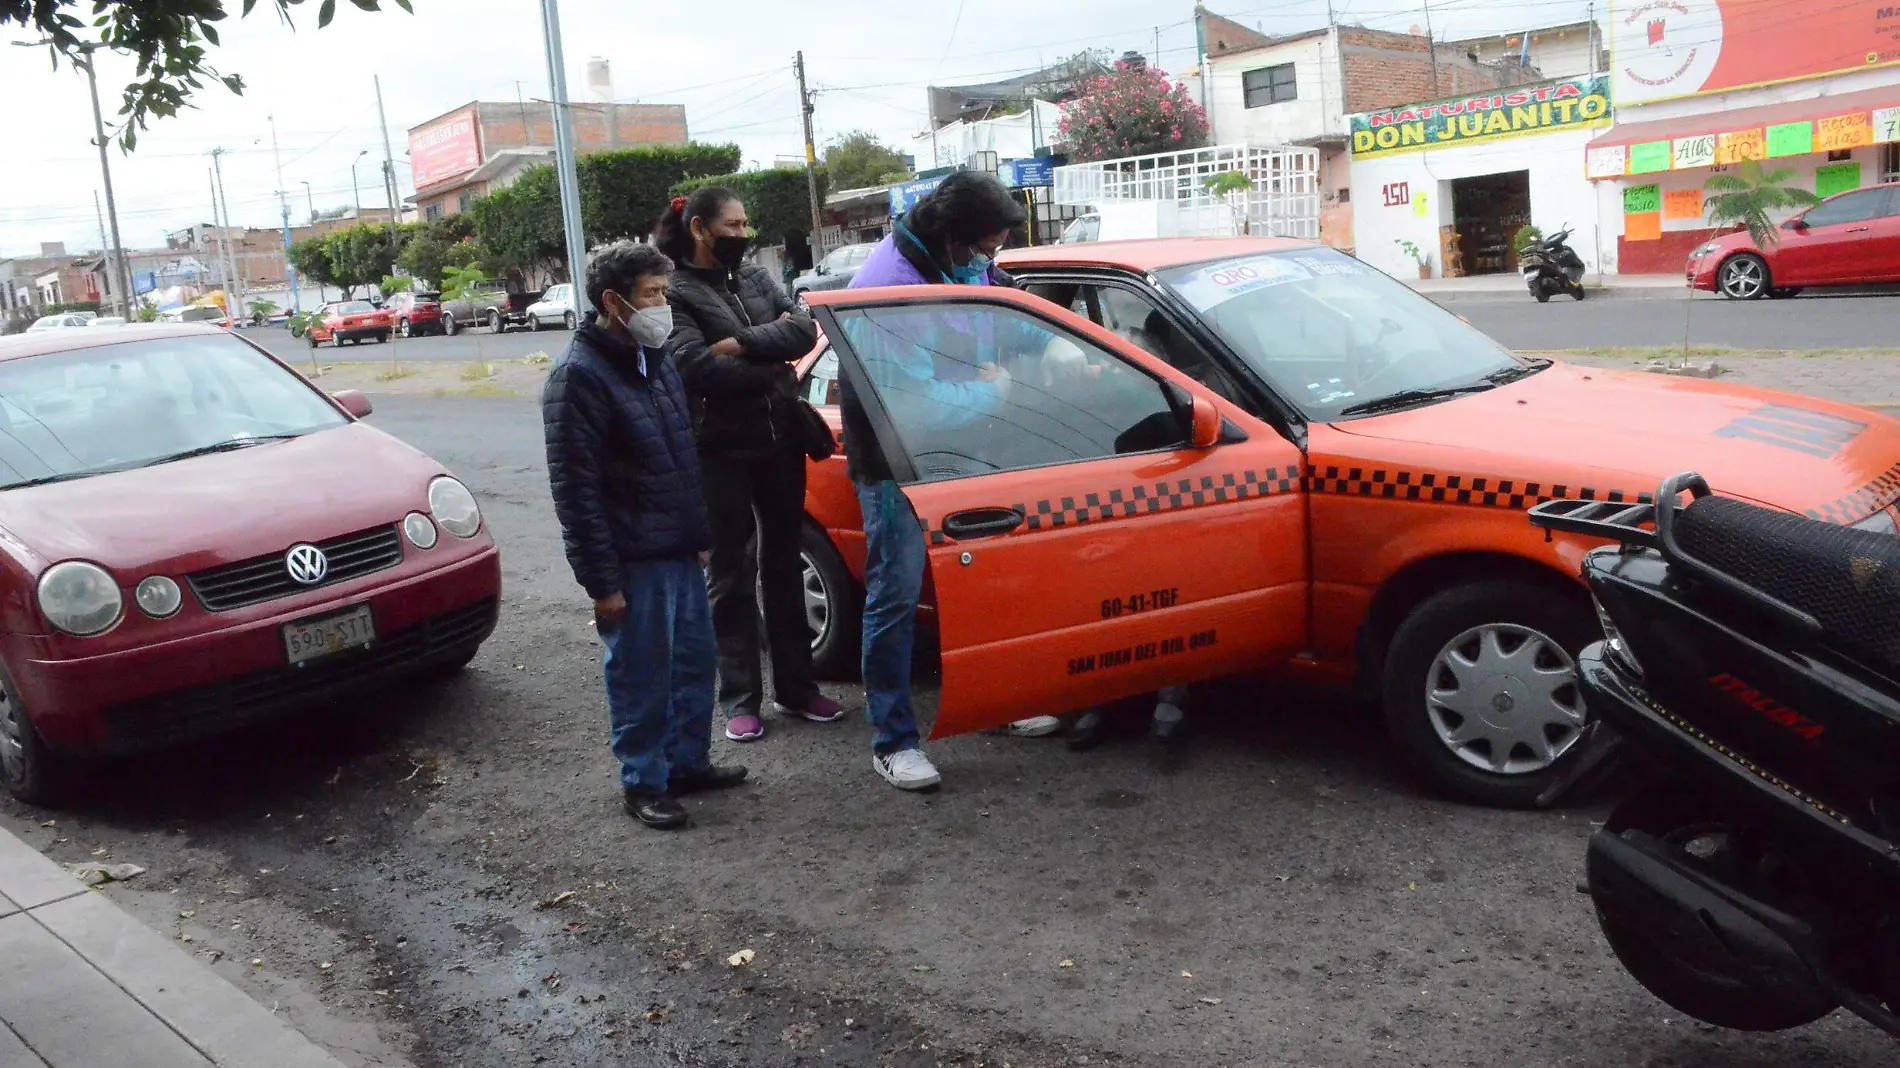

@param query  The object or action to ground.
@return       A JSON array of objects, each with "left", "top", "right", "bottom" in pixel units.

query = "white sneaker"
[
  {"left": 873, "top": 748, "right": 941, "bottom": 791},
  {"left": 1005, "top": 715, "right": 1062, "bottom": 738}
]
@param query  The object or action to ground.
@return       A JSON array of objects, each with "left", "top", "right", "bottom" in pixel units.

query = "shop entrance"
[{"left": 1451, "top": 171, "right": 1531, "bottom": 276}]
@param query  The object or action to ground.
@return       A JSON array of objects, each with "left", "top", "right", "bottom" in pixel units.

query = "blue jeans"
[
  {"left": 598, "top": 556, "right": 716, "bottom": 793},
  {"left": 856, "top": 480, "right": 926, "bottom": 755}
]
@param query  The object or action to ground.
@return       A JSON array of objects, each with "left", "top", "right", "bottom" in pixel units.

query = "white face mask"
[{"left": 621, "top": 301, "right": 673, "bottom": 349}]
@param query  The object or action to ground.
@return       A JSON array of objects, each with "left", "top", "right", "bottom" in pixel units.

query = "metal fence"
[{"left": 1052, "top": 143, "right": 1321, "bottom": 240}]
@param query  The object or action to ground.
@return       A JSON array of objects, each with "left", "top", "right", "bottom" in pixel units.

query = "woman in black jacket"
[{"left": 656, "top": 187, "right": 841, "bottom": 743}]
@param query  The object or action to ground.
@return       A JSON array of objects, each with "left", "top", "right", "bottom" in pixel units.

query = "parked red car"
[
  {"left": 1688, "top": 181, "right": 1900, "bottom": 299},
  {"left": 386, "top": 291, "right": 445, "bottom": 338},
  {"left": 0, "top": 323, "right": 502, "bottom": 804},
  {"left": 306, "top": 299, "right": 395, "bottom": 347}
]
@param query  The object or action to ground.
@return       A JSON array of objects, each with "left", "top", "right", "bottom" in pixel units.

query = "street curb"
[
  {"left": 0, "top": 828, "right": 350, "bottom": 1068},
  {"left": 1421, "top": 286, "right": 1688, "bottom": 304}
]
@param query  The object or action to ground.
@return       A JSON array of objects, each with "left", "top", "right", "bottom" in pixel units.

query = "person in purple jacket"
[{"left": 841, "top": 172, "right": 1060, "bottom": 791}]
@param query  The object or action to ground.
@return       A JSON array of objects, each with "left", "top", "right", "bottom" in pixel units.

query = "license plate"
[{"left": 282, "top": 605, "right": 375, "bottom": 664}]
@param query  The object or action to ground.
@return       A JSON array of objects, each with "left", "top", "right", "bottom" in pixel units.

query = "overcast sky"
[{"left": 0, "top": 0, "right": 1593, "bottom": 258}]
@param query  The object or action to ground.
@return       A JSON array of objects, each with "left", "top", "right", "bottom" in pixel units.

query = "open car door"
[{"left": 808, "top": 284, "right": 1310, "bottom": 739}]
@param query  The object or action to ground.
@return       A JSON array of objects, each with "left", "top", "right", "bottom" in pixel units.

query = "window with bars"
[
  {"left": 1243, "top": 64, "right": 1297, "bottom": 108},
  {"left": 1882, "top": 142, "right": 1899, "bottom": 185}
]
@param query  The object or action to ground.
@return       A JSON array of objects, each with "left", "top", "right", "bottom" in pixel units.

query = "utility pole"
[
  {"left": 92, "top": 190, "right": 110, "bottom": 299},
  {"left": 1423, "top": 0, "right": 1439, "bottom": 97},
  {"left": 1153, "top": 26, "right": 1161, "bottom": 69},
  {"left": 351, "top": 149, "right": 368, "bottom": 221},
  {"left": 269, "top": 112, "right": 301, "bottom": 316},
  {"left": 207, "top": 169, "right": 232, "bottom": 304},
  {"left": 516, "top": 80, "right": 535, "bottom": 145},
  {"left": 537, "top": 0, "right": 590, "bottom": 308},
  {"left": 208, "top": 149, "right": 247, "bottom": 326},
  {"left": 301, "top": 180, "right": 316, "bottom": 224},
  {"left": 78, "top": 49, "right": 131, "bottom": 316},
  {"left": 795, "top": 51, "right": 825, "bottom": 270},
  {"left": 375, "top": 74, "right": 402, "bottom": 242}
]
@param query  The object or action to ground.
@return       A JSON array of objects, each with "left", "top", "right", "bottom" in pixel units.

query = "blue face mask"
[{"left": 949, "top": 254, "right": 992, "bottom": 285}]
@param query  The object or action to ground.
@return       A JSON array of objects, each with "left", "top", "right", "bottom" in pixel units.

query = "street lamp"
[
  {"left": 14, "top": 38, "right": 132, "bottom": 316},
  {"left": 301, "top": 180, "right": 315, "bottom": 224},
  {"left": 350, "top": 149, "right": 369, "bottom": 221}
]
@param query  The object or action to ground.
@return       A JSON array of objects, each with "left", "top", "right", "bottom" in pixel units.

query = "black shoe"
[
  {"left": 623, "top": 790, "right": 687, "bottom": 828},
  {"left": 1067, "top": 710, "right": 1107, "bottom": 752},
  {"left": 670, "top": 764, "right": 748, "bottom": 795}
]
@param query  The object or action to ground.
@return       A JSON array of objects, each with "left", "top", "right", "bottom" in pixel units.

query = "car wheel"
[
  {"left": 444, "top": 314, "right": 459, "bottom": 337},
  {"left": 1718, "top": 254, "right": 1770, "bottom": 300},
  {"left": 1591, "top": 783, "right": 1838, "bottom": 1031},
  {"left": 529, "top": 314, "right": 542, "bottom": 332},
  {"left": 1381, "top": 579, "right": 1596, "bottom": 808},
  {"left": 399, "top": 317, "right": 411, "bottom": 337},
  {"left": 0, "top": 662, "right": 71, "bottom": 806},
  {"left": 800, "top": 525, "right": 861, "bottom": 680},
  {"left": 489, "top": 311, "right": 505, "bottom": 334},
  {"left": 794, "top": 291, "right": 810, "bottom": 312},
  {"left": 307, "top": 331, "right": 318, "bottom": 349},
  {"left": 332, "top": 333, "right": 346, "bottom": 349},
  {"left": 563, "top": 311, "right": 576, "bottom": 330}
]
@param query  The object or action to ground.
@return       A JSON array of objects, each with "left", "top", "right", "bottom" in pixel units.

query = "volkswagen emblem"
[{"left": 284, "top": 544, "right": 329, "bottom": 585}]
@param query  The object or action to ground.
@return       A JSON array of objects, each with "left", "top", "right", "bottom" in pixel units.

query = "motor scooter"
[
  {"left": 1520, "top": 227, "right": 1588, "bottom": 302},
  {"left": 1528, "top": 473, "right": 1900, "bottom": 1041}
]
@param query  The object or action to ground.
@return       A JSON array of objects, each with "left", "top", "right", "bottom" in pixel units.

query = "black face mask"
[{"left": 709, "top": 235, "right": 749, "bottom": 269}]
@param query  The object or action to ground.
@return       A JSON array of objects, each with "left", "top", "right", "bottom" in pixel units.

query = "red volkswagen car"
[
  {"left": 386, "top": 291, "right": 446, "bottom": 338},
  {"left": 0, "top": 323, "right": 501, "bottom": 804},
  {"left": 1688, "top": 182, "right": 1900, "bottom": 299},
  {"left": 306, "top": 299, "right": 395, "bottom": 347}
]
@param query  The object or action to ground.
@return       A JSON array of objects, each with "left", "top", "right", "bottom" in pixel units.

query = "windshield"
[
  {"left": 1158, "top": 248, "right": 1525, "bottom": 421},
  {"left": 336, "top": 301, "right": 376, "bottom": 315},
  {"left": 0, "top": 334, "right": 348, "bottom": 489}
]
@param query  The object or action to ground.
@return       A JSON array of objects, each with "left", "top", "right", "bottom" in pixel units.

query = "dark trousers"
[{"left": 701, "top": 445, "right": 819, "bottom": 719}]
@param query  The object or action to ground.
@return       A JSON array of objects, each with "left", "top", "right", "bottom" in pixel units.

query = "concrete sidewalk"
[
  {"left": 0, "top": 828, "right": 347, "bottom": 1068},
  {"left": 1406, "top": 272, "right": 1689, "bottom": 302}
]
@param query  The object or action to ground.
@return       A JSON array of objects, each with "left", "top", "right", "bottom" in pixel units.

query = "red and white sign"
[
  {"left": 408, "top": 106, "right": 482, "bottom": 191},
  {"left": 1612, "top": 0, "right": 1900, "bottom": 105}
]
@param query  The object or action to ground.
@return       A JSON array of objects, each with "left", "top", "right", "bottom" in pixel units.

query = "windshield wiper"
[
  {"left": 140, "top": 433, "right": 302, "bottom": 468},
  {"left": 1336, "top": 383, "right": 1496, "bottom": 417},
  {"left": 1484, "top": 358, "right": 1553, "bottom": 386},
  {"left": 2, "top": 470, "right": 100, "bottom": 490}
]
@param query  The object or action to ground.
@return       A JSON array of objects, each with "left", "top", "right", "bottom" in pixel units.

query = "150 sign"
[{"left": 1382, "top": 182, "right": 1411, "bottom": 207}]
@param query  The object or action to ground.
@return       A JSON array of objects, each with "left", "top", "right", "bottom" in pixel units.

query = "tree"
[
  {"left": 1057, "top": 60, "right": 1209, "bottom": 163},
  {"left": 578, "top": 143, "right": 742, "bottom": 245},
  {"left": 1703, "top": 161, "right": 1821, "bottom": 248},
  {"left": 286, "top": 235, "right": 343, "bottom": 294},
  {"left": 1202, "top": 171, "right": 1254, "bottom": 234},
  {"left": 3, "top": 0, "right": 412, "bottom": 150},
  {"left": 673, "top": 168, "right": 827, "bottom": 251},
  {"left": 379, "top": 274, "right": 411, "bottom": 295},
  {"left": 396, "top": 214, "right": 476, "bottom": 288},
  {"left": 324, "top": 224, "right": 399, "bottom": 295},
  {"left": 470, "top": 166, "right": 566, "bottom": 284},
  {"left": 824, "top": 131, "right": 908, "bottom": 191}
]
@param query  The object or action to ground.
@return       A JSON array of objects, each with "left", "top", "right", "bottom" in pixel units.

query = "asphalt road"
[
  {"left": 2, "top": 394, "right": 1894, "bottom": 1068},
  {"left": 242, "top": 289, "right": 1900, "bottom": 368},
  {"left": 1446, "top": 292, "right": 1900, "bottom": 352}
]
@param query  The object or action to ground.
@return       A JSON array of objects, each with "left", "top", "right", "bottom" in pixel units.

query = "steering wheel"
[{"left": 1348, "top": 317, "right": 1433, "bottom": 396}]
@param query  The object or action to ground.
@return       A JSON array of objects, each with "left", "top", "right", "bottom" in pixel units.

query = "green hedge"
[
  {"left": 581, "top": 143, "right": 742, "bottom": 245},
  {"left": 671, "top": 168, "right": 826, "bottom": 250}
]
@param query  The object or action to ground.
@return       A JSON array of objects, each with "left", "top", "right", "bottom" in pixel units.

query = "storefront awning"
[{"left": 1586, "top": 87, "right": 1900, "bottom": 180}]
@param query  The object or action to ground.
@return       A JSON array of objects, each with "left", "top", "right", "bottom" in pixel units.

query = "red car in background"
[
  {"left": 386, "top": 290, "right": 446, "bottom": 338},
  {"left": 306, "top": 299, "right": 395, "bottom": 347},
  {"left": 1689, "top": 182, "right": 1900, "bottom": 299},
  {"left": 0, "top": 323, "right": 502, "bottom": 805}
]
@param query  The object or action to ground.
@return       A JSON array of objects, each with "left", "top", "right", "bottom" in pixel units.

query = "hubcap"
[
  {"left": 0, "top": 688, "right": 25, "bottom": 784},
  {"left": 801, "top": 551, "right": 828, "bottom": 650},
  {"left": 1425, "top": 623, "right": 1584, "bottom": 775},
  {"left": 1723, "top": 258, "right": 1765, "bottom": 298}
]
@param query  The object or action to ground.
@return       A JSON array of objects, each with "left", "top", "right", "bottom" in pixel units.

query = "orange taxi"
[{"left": 792, "top": 238, "right": 1900, "bottom": 808}]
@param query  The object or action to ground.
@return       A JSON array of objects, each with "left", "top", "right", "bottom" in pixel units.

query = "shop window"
[
  {"left": 457, "top": 192, "right": 471, "bottom": 213},
  {"left": 1243, "top": 64, "right": 1297, "bottom": 108},
  {"left": 424, "top": 203, "right": 442, "bottom": 221},
  {"left": 1882, "top": 143, "right": 1900, "bottom": 185}
]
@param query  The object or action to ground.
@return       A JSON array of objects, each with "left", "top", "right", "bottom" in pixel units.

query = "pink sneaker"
[
  {"left": 724, "top": 714, "right": 765, "bottom": 742},
  {"left": 774, "top": 695, "right": 846, "bottom": 723}
]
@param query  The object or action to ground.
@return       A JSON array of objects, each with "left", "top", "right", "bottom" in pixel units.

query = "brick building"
[{"left": 405, "top": 100, "right": 688, "bottom": 221}]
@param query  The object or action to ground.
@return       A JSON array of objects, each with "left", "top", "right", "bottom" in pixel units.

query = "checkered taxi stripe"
[
  {"left": 919, "top": 467, "right": 1301, "bottom": 545},
  {"left": 1805, "top": 461, "right": 1900, "bottom": 525},
  {"left": 1303, "top": 465, "right": 1654, "bottom": 510}
]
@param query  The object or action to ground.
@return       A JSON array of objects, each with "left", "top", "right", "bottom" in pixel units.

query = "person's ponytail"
[{"left": 652, "top": 186, "right": 737, "bottom": 265}]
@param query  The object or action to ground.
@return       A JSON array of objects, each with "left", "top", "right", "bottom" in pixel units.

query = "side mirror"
[
  {"left": 1188, "top": 394, "right": 1221, "bottom": 449},
  {"left": 815, "top": 263, "right": 830, "bottom": 275},
  {"left": 332, "top": 389, "right": 373, "bottom": 419},
  {"left": 1785, "top": 217, "right": 1808, "bottom": 231}
]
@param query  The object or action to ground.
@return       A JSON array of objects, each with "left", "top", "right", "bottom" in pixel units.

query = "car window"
[
  {"left": 337, "top": 301, "right": 376, "bottom": 315},
  {"left": 0, "top": 334, "right": 349, "bottom": 489},
  {"left": 851, "top": 246, "right": 875, "bottom": 267},
  {"left": 1088, "top": 286, "right": 1251, "bottom": 408},
  {"left": 803, "top": 345, "right": 840, "bottom": 406},
  {"left": 1801, "top": 188, "right": 1888, "bottom": 228},
  {"left": 834, "top": 302, "right": 1187, "bottom": 482},
  {"left": 1158, "top": 247, "right": 1521, "bottom": 421}
]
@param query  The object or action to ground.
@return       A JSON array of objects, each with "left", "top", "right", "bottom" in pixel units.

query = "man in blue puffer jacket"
[{"left": 543, "top": 241, "right": 746, "bottom": 829}]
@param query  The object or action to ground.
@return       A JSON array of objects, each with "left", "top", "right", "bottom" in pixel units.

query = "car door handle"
[
  {"left": 940, "top": 506, "right": 1025, "bottom": 539},
  {"left": 1847, "top": 226, "right": 1870, "bottom": 233}
]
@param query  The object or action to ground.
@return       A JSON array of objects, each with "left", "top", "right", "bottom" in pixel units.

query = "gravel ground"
[{"left": 2, "top": 392, "right": 1895, "bottom": 1068}]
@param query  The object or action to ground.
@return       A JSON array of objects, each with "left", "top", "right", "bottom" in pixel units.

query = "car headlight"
[
  {"left": 1690, "top": 242, "right": 1721, "bottom": 258},
  {"left": 1852, "top": 508, "right": 1897, "bottom": 536},
  {"left": 134, "top": 575, "right": 182, "bottom": 619},
  {"left": 1592, "top": 596, "right": 1642, "bottom": 678},
  {"left": 403, "top": 510, "right": 439, "bottom": 549},
  {"left": 37, "top": 561, "right": 123, "bottom": 636},
  {"left": 428, "top": 476, "right": 482, "bottom": 538}
]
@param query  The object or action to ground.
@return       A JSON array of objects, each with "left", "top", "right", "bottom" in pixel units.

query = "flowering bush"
[{"left": 1057, "top": 61, "right": 1210, "bottom": 162}]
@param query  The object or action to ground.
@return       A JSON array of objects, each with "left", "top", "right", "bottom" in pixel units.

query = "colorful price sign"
[
  {"left": 1663, "top": 188, "right": 1703, "bottom": 221},
  {"left": 1815, "top": 113, "right": 1872, "bottom": 152},
  {"left": 1672, "top": 134, "right": 1716, "bottom": 169},
  {"left": 1715, "top": 128, "right": 1766, "bottom": 164},
  {"left": 1629, "top": 141, "right": 1672, "bottom": 174},
  {"left": 1623, "top": 184, "right": 1661, "bottom": 214},
  {"left": 1876, "top": 107, "right": 1900, "bottom": 144},
  {"left": 1585, "top": 145, "right": 1628, "bottom": 178},
  {"left": 1815, "top": 162, "right": 1861, "bottom": 199},
  {"left": 1766, "top": 121, "right": 1813, "bottom": 158}
]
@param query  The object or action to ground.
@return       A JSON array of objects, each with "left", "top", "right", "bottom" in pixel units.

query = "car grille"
[
  {"left": 98, "top": 598, "right": 498, "bottom": 752},
  {"left": 187, "top": 526, "right": 404, "bottom": 611}
]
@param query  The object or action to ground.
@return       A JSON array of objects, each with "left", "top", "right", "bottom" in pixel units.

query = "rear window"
[{"left": 337, "top": 301, "right": 376, "bottom": 315}]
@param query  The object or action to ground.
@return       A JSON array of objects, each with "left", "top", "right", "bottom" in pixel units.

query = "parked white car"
[
  {"left": 26, "top": 313, "right": 90, "bottom": 331},
  {"left": 86, "top": 316, "right": 128, "bottom": 327},
  {"left": 525, "top": 283, "right": 576, "bottom": 331}
]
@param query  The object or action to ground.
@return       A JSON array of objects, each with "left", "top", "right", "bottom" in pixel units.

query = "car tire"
[
  {"left": 307, "top": 331, "right": 318, "bottom": 349},
  {"left": 399, "top": 317, "right": 411, "bottom": 338},
  {"left": 1718, "top": 254, "right": 1771, "bottom": 300},
  {"left": 331, "top": 333, "right": 346, "bottom": 349},
  {"left": 794, "top": 290, "right": 810, "bottom": 312},
  {"left": 801, "top": 524, "right": 861, "bottom": 681},
  {"left": 528, "top": 314, "right": 542, "bottom": 332},
  {"left": 1591, "top": 783, "right": 1838, "bottom": 1031},
  {"left": 563, "top": 311, "right": 576, "bottom": 330},
  {"left": 444, "top": 314, "right": 459, "bottom": 337},
  {"left": 489, "top": 311, "right": 505, "bottom": 335},
  {"left": 1381, "top": 578, "right": 1596, "bottom": 808},
  {"left": 0, "top": 662, "right": 71, "bottom": 807}
]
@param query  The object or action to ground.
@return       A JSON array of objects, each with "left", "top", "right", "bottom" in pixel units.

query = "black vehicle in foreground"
[{"left": 1530, "top": 473, "right": 1900, "bottom": 1042}]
